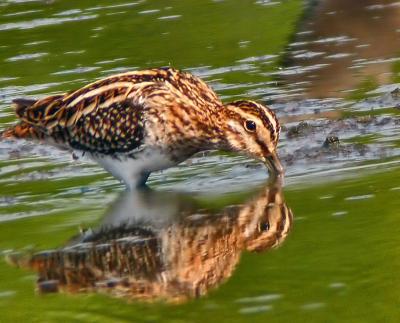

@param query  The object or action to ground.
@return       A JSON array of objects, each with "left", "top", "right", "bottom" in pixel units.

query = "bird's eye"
[
  {"left": 258, "top": 221, "right": 270, "bottom": 232},
  {"left": 244, "top": 120, "right": 256, "bottom": 132}
]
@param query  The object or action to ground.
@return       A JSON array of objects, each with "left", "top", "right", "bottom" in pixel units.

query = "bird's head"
[{"left": 221, "top": 100, "right": 283, "bottom": 176}]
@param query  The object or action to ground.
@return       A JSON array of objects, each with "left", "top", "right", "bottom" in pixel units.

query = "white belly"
[{"left": 90, "top": 148, "right": 177, "bottom": 189}]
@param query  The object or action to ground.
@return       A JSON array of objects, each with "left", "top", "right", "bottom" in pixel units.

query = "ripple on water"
[
  {"left": 157, "top": 15, "right": 182, "bottom": 20},
  {"left": 51, "top": 66, "right": 100, "bottom": 76},
  {"left": 345, "top": 194, "right": 375, "bottom": 201},
  {"left": 0, "top": 15, "right": 98, "bottom": 31},
  {"left": 24, "top": 40, "right": 50, "bottom": 46},
  {"left": 0, "top": 77, "right": 18, "bottom": 83},
  {"left": 301, "top": 303, "right": 326, "bottom": 310},
  {"left": 255, "top": 0, "right": 281, "bottom": 6},
  {"left": 54, "top": 9, "right": 82, "bottom": 17},
  {"left": 95, "top": 58, "right": 127, "bottom": 66},
  {"left": 2, "top": 9, "right": 43, "bottom": 17},
  {"left": 105, "top": 11, "right": 128, "bottom": 17},
  {"left": 313, "top": 36, "right": 356, "bottom": 45},
  {"left": 64, "top": 50, "right": 86, "bottom": 55},
  {"left": 324, "top": 53, "right": 353, "bottom": 59},
  {"left": 332, "top": 211, "right": 348, "bottom": 217},
  {"left": 366, "top": 2, "right": 400, "bottom": 10},
  {"left": 0, "top": 196, "right": 19, "bottom": 207},
  {"left": 0, "top": 83, "right": 65, "bottom": 101},
  {"left": 329, "top": 282, "right": 346, "bottom": 289},
  {"left": 0, "top": 291, "right": 16, "bottom": 298},
  {"left": 5, "top": 52, "right": 48, "bottom": 62},
  {"left": 269, "top": 63, "right": 330, "bottom": 76},
  {"left": 293, "top": 51, "right": 325, "bottom": 59},
  {"left": 100, "top": 66, "right": 135, "bottom": 75},
  {"left": 235, "top": 294, "right": 283, "bottom": 303},
  {"left": 138, "top": 9, "right": 160, "bottom": 15},
  {"left": 189, "top": 64, "right": 258, "bottom": 79},
  {"left": 239, "top": 305, "right": 273, "bottom": 314},
  {"left": 86, "top": 2, "right": 142, "bottom": 12},
  {"left": 236, "top": 54, "right": 277, "bottom": 64}
]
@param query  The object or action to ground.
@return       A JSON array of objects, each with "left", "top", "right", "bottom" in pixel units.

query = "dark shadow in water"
[
  {"left": 283, "top": 0, "right": 400, "bottom": 98},
  {"left": 9, "top": 179, "right": 293, "bottom": 303}
]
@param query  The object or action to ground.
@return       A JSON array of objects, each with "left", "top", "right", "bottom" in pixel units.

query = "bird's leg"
[{"left": 126, "top": 171, "right": 151, "bottom": 191}]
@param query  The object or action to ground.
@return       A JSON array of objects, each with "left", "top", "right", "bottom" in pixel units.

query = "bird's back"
[{"left": 2, "top": 67, "right": 222, "bottom": 156}]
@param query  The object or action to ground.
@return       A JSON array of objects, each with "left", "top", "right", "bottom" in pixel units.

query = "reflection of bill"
[
  {"left": 283, "top": 0, "right": 400, "bottom": 98},
  {"left": 14, "top": 180, "right": 293, "bottom": 303}
]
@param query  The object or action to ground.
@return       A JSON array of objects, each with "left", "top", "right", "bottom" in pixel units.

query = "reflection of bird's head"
[{"left": 237, "top": 181, "right": 293, "bottom": 252}]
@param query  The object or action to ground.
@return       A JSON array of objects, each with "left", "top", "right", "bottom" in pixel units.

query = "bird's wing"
[
  {"left": 12, "top": 79, "right": 162, "bottom": 154},
  {"left": 9, "top": 68, "right": 222, "bottom": 154}
]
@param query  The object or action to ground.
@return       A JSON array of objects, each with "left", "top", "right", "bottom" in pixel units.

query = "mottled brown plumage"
[{"left": 1, "top": 67, "right": 282, "bottom": 188}]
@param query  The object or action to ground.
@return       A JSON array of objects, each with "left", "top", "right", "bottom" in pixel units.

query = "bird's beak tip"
[{"left": 264, "top": 151, "right": 284, "bottom": 177}]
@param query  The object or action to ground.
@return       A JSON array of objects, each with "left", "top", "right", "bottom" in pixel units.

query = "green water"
[{"left": 1, "top": 0, "right": 400, "bottom": 322}]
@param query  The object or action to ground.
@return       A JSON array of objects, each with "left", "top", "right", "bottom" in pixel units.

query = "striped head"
[{"left": 222, "top": 100, "right": 283, "bottom": 176}]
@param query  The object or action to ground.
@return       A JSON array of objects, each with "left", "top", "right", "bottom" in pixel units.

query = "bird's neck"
[{"left": 198, "top": 107, "right": 233, "bottom": 152}]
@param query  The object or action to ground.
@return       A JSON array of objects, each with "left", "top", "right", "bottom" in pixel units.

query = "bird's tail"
[
  {"left": 1, "top": 122, "right": 44, "bottom": 140},
  {"left": 1, "top": 98, "right": 44, "bottom": 140}
]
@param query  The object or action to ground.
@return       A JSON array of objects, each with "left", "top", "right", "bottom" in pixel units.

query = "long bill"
[{"left": 264, "top": 151, "right": 284, "bottom": 177}]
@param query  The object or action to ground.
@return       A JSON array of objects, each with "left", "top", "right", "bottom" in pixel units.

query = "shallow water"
[{"left": 0, "top": 0, "right": 400, "bottom": 322}]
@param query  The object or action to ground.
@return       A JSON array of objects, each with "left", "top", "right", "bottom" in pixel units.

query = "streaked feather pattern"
[{"left": 7, "top": 68, "right": 222, "bottom": 154}]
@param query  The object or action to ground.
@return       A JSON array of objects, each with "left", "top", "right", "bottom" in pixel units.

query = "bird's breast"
[{"left": 90, "top": 147, "right": 178, "bottom": 186}]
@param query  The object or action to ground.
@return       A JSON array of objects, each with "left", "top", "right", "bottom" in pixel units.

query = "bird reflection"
[{"left": 22, "top": 180, "right": 293, "bottom": 303}]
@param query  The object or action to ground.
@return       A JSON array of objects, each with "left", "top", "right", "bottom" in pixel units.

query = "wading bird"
[{"left": 1, "top": 67, "right": 283, "bottom": 189}]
